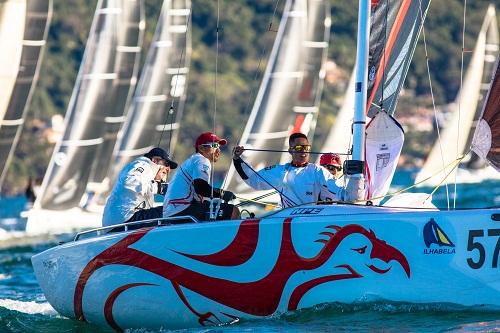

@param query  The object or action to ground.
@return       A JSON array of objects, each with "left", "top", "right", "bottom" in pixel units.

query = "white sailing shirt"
[
  {"left": 163, "top": 153, "right": 211, "bottom": 217},
  {"left": 102, "top": 156, "right": 160, "bottom": 227},
  {"left": 239, "top": 161, "right": 344, "bottom": 207}
]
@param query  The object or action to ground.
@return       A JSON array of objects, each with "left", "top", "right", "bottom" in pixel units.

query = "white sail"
[
  {"left": 225, "top": 0, "right": 330, "bottom": 194},
  {"left": 415, "top": 5, "right": 499, "bottom": 186},
  {"left": 34, "top": 0, "right": 144, "bottom": 211},
  {"left": 0, "top": 0, "right": 52, "bottom": 191},
  {"left": 0, "top": 0, "right": 26, "bottom": 125},
  {"left": 107, "top": 0, "right": 192, "bottom": 187},
  {"left": 87, "top": 0, "right": 145, "bottom": 189}
]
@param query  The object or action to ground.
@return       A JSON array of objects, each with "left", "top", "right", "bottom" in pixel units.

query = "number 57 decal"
[{"left": 467, "top": 229, "right": 500, "bottom": 269}]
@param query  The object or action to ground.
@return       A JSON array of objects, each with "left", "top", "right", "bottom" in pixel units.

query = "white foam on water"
[
  {"left": 0, "top": 298, "right": 57, "bottom": 315},
  {"left": 0, "top": 273, "right": 11, "bottom": 280}
]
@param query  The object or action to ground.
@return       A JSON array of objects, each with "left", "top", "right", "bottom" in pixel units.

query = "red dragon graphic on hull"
[{"left": 74, "top": 218, "right": 410, "bottom": 330}]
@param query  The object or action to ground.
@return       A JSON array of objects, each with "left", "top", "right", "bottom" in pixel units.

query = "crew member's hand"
[
  {"left": 232, "top": 146, "right": 244, "bottom": 160},
  {"left": 222, "top": 190, "right": 236, "bottom": 202},
  {"left": 154, "top": 165, "right": 170, "bottom": 181}
]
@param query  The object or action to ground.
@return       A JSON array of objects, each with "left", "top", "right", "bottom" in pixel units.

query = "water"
[{"left": 0, "top": 176, "right": 499, "bottom": 332}]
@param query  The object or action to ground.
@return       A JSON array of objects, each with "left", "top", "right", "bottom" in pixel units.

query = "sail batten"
[
  {"left": 0, "top": 0, "right": 52, "bottom": 191},
  {"left": 106, "top": 0, "right": 192, "bottom": 188},
  {"left": 226, "top": 0, "right": 330, "bottom": 194},
  {"left": 36, "top": 0, "right": 144, "bottom": 210}
]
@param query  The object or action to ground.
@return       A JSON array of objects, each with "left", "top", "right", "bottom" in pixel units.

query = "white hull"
[
  {"left": 25, "top": 207, "right": 102, "bottom": 235},
  {"left": 32, "top": 204, "right": 500, "bottom": 331}
]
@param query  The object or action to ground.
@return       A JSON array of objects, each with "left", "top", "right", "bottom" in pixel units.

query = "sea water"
[{"left": 0, "top": 175, "right": 499, "bottom": 333}]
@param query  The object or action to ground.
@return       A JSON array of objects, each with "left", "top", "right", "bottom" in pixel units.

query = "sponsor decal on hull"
[{"left": 423, "top": 218, "right": 456, "bottom": 255}]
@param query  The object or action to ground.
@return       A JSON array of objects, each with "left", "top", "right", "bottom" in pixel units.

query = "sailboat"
[
  {"left": 105, "top": 0, "right": 191, "bottom": 191},
  {"left": 414, "top": 5, "right": 499, "bottom": 187},
  {"left": 31, "top": 0, "right": 500, "bottom": 331},
  {"left": 25, "top": 0, "right": 144, "bottom": 235},
  {"left": 225, "top": 0, "right": 330, "bottom": 199},
  {"left": 0, "top": 0, "right": 52, "bottom": 191}
]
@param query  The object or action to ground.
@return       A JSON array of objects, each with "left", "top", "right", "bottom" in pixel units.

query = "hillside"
[{"left": 2, "top": 0, "right": 498, "bottom": 194}]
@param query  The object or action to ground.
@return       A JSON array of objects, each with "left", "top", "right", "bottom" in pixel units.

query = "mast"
[{"left": 347, "top": 0, "right": 370, "bottom": 180}]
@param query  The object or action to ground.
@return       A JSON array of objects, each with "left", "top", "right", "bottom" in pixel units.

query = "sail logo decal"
[
  {"left": 74, "top": 220, "right": 410, "bottom": 330},
  {"left": 423, "top": 218, "right": 456, "bottom": 255}
]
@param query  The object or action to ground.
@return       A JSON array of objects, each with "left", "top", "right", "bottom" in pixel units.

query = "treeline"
[{"left": 3, "top": 0, "right": 498, "bottom": 194}]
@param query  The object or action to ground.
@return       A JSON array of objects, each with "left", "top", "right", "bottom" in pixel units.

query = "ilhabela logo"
[{"left": 423, "top": 218, "right": 456, "bottom": 254}]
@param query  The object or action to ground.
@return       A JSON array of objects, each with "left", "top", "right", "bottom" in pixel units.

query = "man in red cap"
[
  {"left": 319, "top": 153, "right": 342, "bottom": 178},
  {"left": 163, "top": 132, "right": 239, "bottom": 221}
]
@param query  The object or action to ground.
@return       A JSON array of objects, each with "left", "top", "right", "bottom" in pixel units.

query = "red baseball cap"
[
  {"left": 320, "top": 153, "right": 341, "bottom": 167},
  {"left": 195, "top": 132, "right": 228, "bottom": 148}
]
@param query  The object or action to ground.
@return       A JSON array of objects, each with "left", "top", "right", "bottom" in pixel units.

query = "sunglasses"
[
  {"left": 200, "top": 142, "right": 221, "bottom": 149},
  {"left": 325, "top": 165, "right": 342, "bottom": 172},
  {"left": 290, "top": 144, "right": 311, "bottom": 153}
]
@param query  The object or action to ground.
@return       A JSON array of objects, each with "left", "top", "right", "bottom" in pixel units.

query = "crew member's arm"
[
  {"left": 192, "top": 157, "right": 235, "bottom": 201},
  {"left": 318, "top": 167, "right": 346, "bottom": 201},
  {"left": 232, "top": 146, "right": 275, "bottom": 191}
]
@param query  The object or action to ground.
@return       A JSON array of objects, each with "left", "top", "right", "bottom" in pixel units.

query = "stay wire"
[
  {"left": 220, "top": 0, "right": 282, "bottom": 190},
  {"left": 210, "top": 0, "right": 221, "bottom": 201},
  {"left": 455, "top": 0, "right": 468, "bottom": 209},
  {"left": 237, "top": 158, "right": 297, "bottom": 207},
  {"left": 158, "top": 4, "right": 192, "bottom": 156},
  {"left": 417, "top": 0, "right": 451, "bottom": 210}
]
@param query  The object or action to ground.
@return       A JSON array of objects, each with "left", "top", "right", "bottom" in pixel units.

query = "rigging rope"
[
  {"left": 417, "top": 0, "right": 451, "bottom": 210},
  {"left": 454, "top": 0, "right": 468, "bottom": 209},
  {"left": 220, "top": 0, "right": 282, "bottom": 190},
  {"left": 157, "top": 2, "right": 192, "bottom": 156}
]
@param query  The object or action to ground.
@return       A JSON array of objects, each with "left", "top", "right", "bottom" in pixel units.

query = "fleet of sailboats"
[
  {"left": 30, "top": 1, "right": 500, "bottom": 331},
  {"left": 25, "top": 0, "right": 145, "bottom": 234},
  {"left": 0, "top": 0, "right": 52, "bottom": 191}
]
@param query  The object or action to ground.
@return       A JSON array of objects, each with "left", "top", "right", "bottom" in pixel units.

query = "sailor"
[
  {"left": 319, "top": 153, "right": 343, "bottom": 178},
  {"left": 163, "top": 132, "right": 240, "bottom": 221},
  {"left": 232, "top": 132, "right": 345, "bottom": 207},
  {"left": 102, "top": 147, "right": 178, "bottom": 227}
]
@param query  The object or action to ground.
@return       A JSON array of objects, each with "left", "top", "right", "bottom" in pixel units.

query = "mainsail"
[
  {"left": 35, "top": 0, "right": 144, "bottom": 210},
  {"left": 0, "top": 0, "right": 26, "bottom": 125},
  {"left": 107, "top": 0, "right": 192, "bottom": 186},
  {"left": 87, "top": 0, "right": 145, "bottom": 187},
  {"left": 414, "top": 5, "right": 499, "bottom": 185},
  {"left": 320, "top": 0, "right": 432, "bottom": 158},
  {"left": 471, "top": 55, "right": 500, "bottom": 171},
  {"left": 0, "top": 0, "right": 52, "bottom": 191},
  {"left": 226, "top": 0, "right": 330, "bottom": 193}
]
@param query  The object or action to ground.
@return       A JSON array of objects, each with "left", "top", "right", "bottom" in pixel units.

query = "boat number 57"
[{"left": 466, "top": 229, "right": 500, "bottom": 269}]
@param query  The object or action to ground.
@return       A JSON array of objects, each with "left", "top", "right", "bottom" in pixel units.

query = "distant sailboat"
[
  {"left": 0, "top": 0, "right": 48, "bottom": 189},
  {"left": 225, "top": 0, "right": 330, "bottom": 195},
  {"left": 26, "top": 0, "right": 144, "bottom": 234},
  {"left": 106, "top": 0, "right": 191, "bottom": 189},
  {"left": 86, "top": 0, "right": 145, "bottom": 194},
  {"left": 414, "top": 5, "right": 499, "bottom": 186},
  {"left": 0, "top": 0, "right": 52, "bottom": 189}
]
